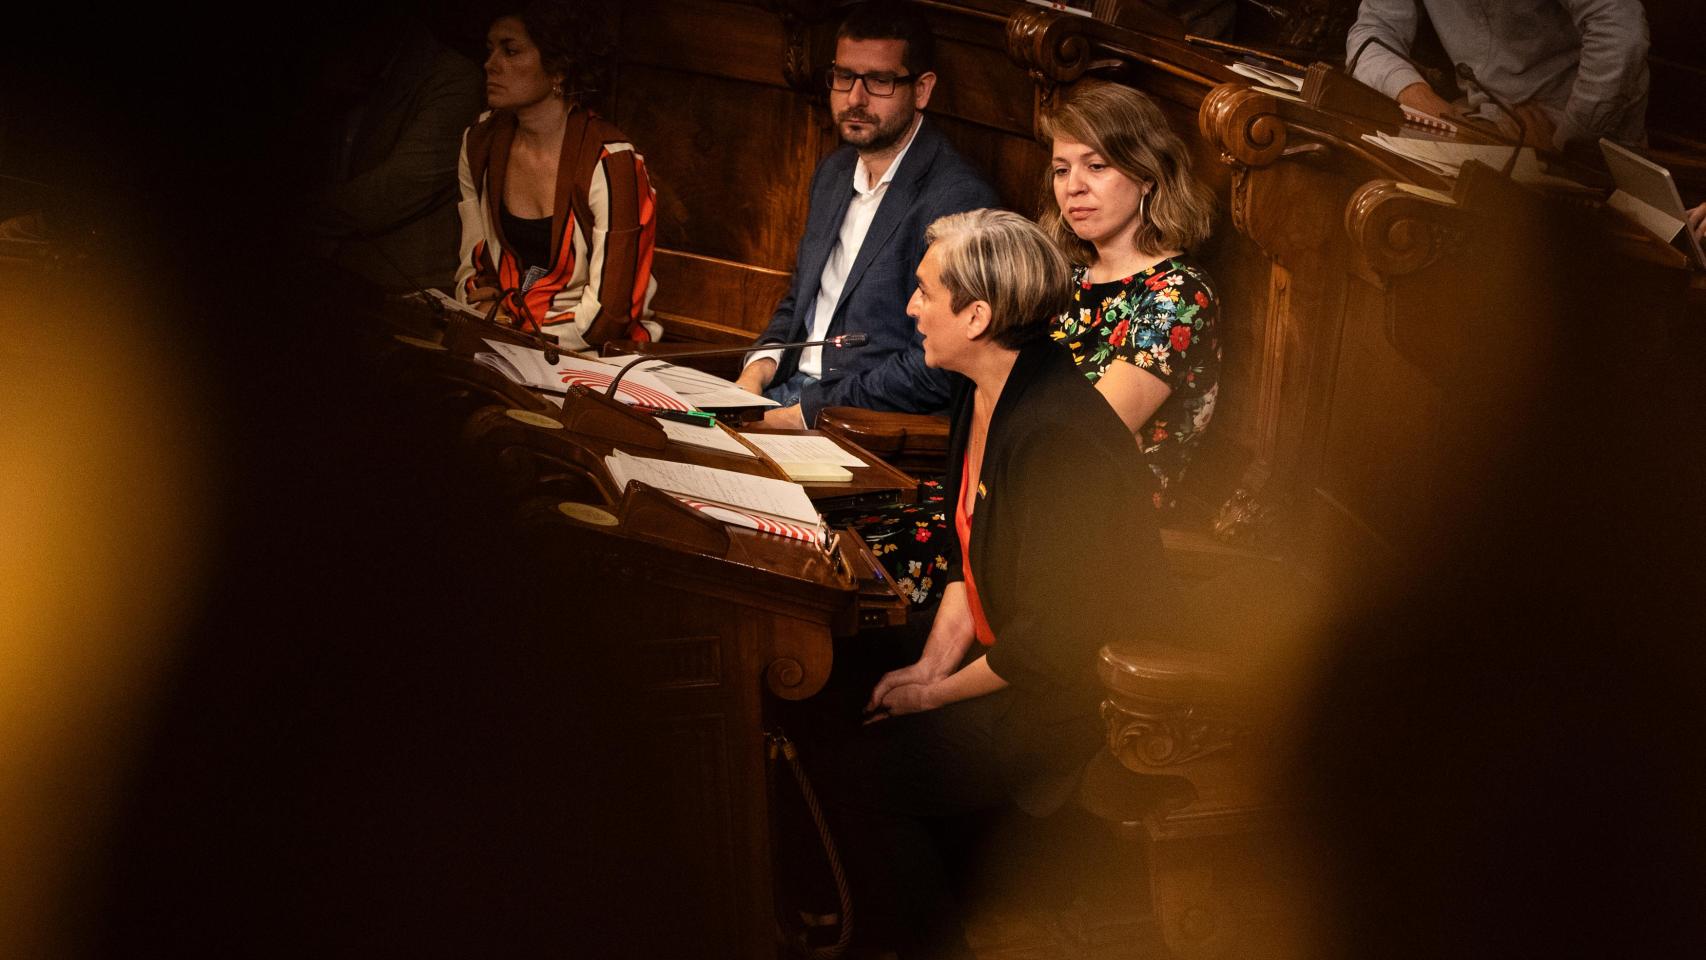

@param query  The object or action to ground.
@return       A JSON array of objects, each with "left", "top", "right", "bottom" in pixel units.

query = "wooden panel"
[
  {"left": 1311, "top": 277, "right": 1441, "bottom": 556},
  {"left": 614, "top": 63, "right": 828, "bottom": 269},
  {"left": 926, "top": 20, "right": 1041, "bottom": 137},
  {"left": 650, "top": 249, "right": 792, "bottom": 342},
  {"left": 617, "top": 0, "right": 797, "bottom": 90},
  {"left": 931, "top": 113, "right": 1049, "bottom": 215}
]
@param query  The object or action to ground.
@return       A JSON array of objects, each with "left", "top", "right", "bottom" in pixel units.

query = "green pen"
[{"left": 642, "top": 407, "right": 718, "bottom": 428}]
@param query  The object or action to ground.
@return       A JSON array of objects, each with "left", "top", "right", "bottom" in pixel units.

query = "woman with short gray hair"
[{"left": 816, "top": 208, "right": 1167, "bottom": 959}]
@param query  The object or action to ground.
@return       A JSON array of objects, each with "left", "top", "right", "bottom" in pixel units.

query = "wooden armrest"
[
  {"left": 815, "top": 406, "right": 951, "bottom": 477},
  {"left": 1098, "top": 558, "right": 1322, "bottom": 776}
]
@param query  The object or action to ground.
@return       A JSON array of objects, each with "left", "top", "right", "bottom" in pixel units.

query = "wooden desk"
[
  {"left": 373, "top": 299, "right": 912, "bottom": 959},
  {"left": 736, "top": 426, "right": 917, "bottom": 511}
]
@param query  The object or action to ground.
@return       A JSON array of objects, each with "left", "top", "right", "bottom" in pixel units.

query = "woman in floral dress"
[
  {"left": 840, "top": 82, "right": 1219, "bottom": 604},
  {"left": 1040, "top": 81, "right": 1220, "bottom": 511}
]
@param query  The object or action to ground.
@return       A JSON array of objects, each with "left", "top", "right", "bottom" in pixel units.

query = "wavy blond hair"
[{"left": 1038, "top": 82, "right": 1215, "bottom": 266}]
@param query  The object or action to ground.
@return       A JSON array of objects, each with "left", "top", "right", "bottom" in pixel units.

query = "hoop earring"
[{"left": 1139, "top": 191, "right": 1150, "bottom": 225}]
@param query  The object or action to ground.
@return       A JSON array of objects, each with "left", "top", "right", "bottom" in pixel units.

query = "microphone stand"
[
  {"left": 542, "top": 333, "right": 871, "bottom": 451},
  {"left": 603, "top": 333, "right": 870, "bottom": 400},
  {"left": 1455, "top": 63, "right": 1529, "bottom": 178}
]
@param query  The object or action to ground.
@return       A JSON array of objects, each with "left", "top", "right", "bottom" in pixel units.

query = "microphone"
[
  {"left": 1455, "top": 63, "right": 1528, "bottom": 177},
  {"left": 478, "top": 288, "right": 556, "bottom": 363},
  {"left": 603, "top": 333, "right": 870, "bottom": 400}
]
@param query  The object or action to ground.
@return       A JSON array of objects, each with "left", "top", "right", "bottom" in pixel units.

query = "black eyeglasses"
[{"left": 824, "top": 65, "right": 918, "bottom": 97}]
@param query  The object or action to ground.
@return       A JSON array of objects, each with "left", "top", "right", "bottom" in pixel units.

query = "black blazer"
[
  {"left": 755, "top": 119, "right": 1000, "bottom": 423},
  {"left": 941, "top": 340, "right": 1168, "bottom": 805}
]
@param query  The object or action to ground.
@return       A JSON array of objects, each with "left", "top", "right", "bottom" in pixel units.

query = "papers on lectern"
[
  {"left": 476, "top": 339, "right": 694, "bottom": 411},
  {"left": 605, "top": 450, "right": 827, "bottom": 545}
]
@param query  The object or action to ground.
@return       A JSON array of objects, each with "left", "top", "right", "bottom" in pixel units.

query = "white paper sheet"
[
  {"left": 1358, "top": 134, "right": 1586, "bottom": 191},
  {"left": 479, "top": 339, "right": 693, "bottom": 411},
  {"left": 657, "top": 419, "right": 757, "bottom": 457},
  {"left": 605, "top": 450, "right": 820, "bottom": 526},
  {"left": 1230, "top": 62, "right": 1303, "bottom": 92},
  {"left": 739, "top": 433, "right": 868, "bottom": 469},
  {"left": 589, "top": 354, "right": 779, "bottom": 409}
]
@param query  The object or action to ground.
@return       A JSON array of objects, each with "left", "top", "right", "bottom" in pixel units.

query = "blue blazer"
[{"left": 756, "top": 119, "right": 1000, "bottom": 424}]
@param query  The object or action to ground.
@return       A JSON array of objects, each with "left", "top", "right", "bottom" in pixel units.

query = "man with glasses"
[{"left": 737, "top": 0, "right": 999, "bottom": 427}]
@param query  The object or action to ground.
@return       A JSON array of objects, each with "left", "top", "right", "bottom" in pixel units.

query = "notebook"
[{"left": 1401, "top": 104, "right": 1459, "bottom": 137}]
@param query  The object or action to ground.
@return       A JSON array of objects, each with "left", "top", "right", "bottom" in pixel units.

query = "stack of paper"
[
  {"left": 424, "top": 288, "right": 489, "bottom": 320},
  {"left": 590, "top": 354, "right": 777, "bottom": 410},
  {"left": 656, "top": 419, "right": 756, "bottom": 457},
  {"left": 1358, "top": 134, "right": 1588, "bottom": 191},
  {"left": 1400, "top": 104, "right": 1458, "bottom": 136},
  {"left": 1231, "top": 61, "right": 1303, "bottom": 92},
  {"left": 739, "top": 433, "right": 865, "bottom": 481},
  {"left": 605, "top": 450, "right": 826, "bottom": 545},
  {"left": 475, "top": 339, "right": 693, "bottom": 411}
]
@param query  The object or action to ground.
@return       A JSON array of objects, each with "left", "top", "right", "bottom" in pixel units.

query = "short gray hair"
[{"left": 923, "top": 209, "right": 1071, "bottom": 349}]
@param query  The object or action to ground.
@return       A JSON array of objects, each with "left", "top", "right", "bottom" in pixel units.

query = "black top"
[
  {"left": 940, "top": 339, "right": 1169, "bottom": 804},
  {"left": 499, "top": 204, "right": 553, "bottom": 271}
]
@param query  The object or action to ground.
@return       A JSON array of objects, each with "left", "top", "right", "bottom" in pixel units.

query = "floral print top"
[{"left": 1051, "top": 258, "right": 1220, "bottom": 510}]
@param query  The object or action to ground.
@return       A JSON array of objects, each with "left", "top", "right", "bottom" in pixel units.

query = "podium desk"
[{"left": 374, "top": 304, "right": 908, "bottom": 959}]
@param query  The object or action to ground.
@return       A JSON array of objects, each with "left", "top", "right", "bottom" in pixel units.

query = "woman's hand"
[
  {"left": 467, "top": 286, "right": 510, "bottom": 323},
  {"left": 864, "top": 582, "right": 977, "bottom": 717},
  {"left": 866, "top": 661, "right": 938, "bottom": 716},
  {"left": 865, "top": 680, "right": 935, "bottom": 723}
]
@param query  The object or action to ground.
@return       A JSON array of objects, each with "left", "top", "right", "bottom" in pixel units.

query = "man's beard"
[{"left": 836, "top": 105, "right": 915, "bottom": 153}]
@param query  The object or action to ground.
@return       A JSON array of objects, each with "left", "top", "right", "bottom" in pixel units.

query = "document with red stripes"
[
  {"left": 605, "top": 450, "right": 828, "bottom": 546},
  {"left": 476, "top": 339, "right": 693, "bottom": 412}
]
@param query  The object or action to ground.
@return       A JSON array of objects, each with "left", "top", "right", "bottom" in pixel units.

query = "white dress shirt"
[{"left": 749, "top": 115, "right": 923, "bottom": 383}]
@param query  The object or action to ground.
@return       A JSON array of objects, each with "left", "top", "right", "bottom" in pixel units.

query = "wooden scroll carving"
[
  {"left": 1096, "top": 644, "right": 1251, "bottom": 772},
  {"left": 1198, "top": 82, "right": 1288, "bottom": 169},
  {"left": 1101, "top": 696, "right": 1247, "bottom": 771},
  {"left": 1005, "top": 7, "right": 1096, "bottom": 95},
  {"left": 763, "top": 613, "right": 835, "bottom": 701},
  {"left": 1198, "top": 83, "right": 1289, "bottom": 235},
  {"left": 1343, "top": 180, "right": 1462, "bottom": 281}
]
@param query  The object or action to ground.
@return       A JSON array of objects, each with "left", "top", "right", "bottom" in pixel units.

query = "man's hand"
[
  {"left": 1687, "top": 203, "right": 1706, "bottom": 242},
  {"left": 735, "top": 358, "right": 776, "bottom": 396},
  {"left": 1396, "top": 81, "right": 1456, "bottom": 120},
  {"left": 760, "top": 404, "right": 806, "bottom": 429},
  {"left": 1510, "top": 100, "right": 1557, "bottom": 149}
]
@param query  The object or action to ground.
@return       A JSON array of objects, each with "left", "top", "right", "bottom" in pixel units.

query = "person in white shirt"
[
  {"left": 735, "top": 1, "right": 998, "bottom": 428},
  {"left": 1346, "top": 0, "right": 1650, "bottom": 151}
]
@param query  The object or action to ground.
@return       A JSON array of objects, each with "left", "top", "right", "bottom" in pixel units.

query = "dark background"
[{"left": 3, "top": 3, "right": 1704, "bottom": 958}]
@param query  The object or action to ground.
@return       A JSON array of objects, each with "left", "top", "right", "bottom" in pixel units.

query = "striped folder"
[{"left": 605, "top": 450, "right": 827, "bottom": 546}]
